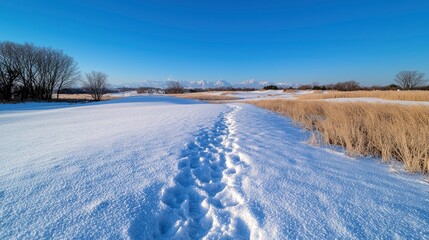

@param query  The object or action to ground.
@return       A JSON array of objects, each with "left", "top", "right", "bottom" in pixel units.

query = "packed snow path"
[{"left": 154, "top": 106, "right": 263, "bottom": 239}]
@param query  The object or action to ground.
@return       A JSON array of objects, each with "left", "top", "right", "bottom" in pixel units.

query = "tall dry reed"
[
  {"left": 298, "top": 90, "right": 429, "bottom": 101},
  {"left": 252, "top": 100, "right": 429, "bottom": 173}
]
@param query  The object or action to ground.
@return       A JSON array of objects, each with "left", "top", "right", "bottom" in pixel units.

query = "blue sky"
[{"left": 1, "top": 0, "right": 428, "bottom": 85}]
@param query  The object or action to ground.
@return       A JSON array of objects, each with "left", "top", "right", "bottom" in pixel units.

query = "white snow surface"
[
  {"left": 1, "top": 96, "right": 429, "bottom": 239},
  {"left": 106, "top": 91, "right": 140, "bottom": 98},
  {"left": 225, "top": 90, "right": 298, "bottom": 101},
  {"left": 233, "top": 91, "right": 293, "bottom": 100},
  {"left": 196, "top": 90, "right": 316, "bottom": 101}
]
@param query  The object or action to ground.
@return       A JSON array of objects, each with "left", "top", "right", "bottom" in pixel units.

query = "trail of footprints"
[{"left": 153, "top": 105, "right": 261, "bottom": 239}]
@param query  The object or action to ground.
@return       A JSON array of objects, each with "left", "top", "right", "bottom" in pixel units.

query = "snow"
[
  {"left": 106, "top": 91, "right": 139, "bottom": 98},
  {"left": 225, "top": 90, "right": 298, "bottom": 101},
  {"left": 1, "top": 96, "right": 428, "bottom": 239},
  {"left": 191, "top": 90, "right": 319, "bottom": 101},
  {"left": 232, "top": 104, "right": 429, "bottom": 238},
  {"left": 0, "top": 96, "right": 226, "bottom": 239}
]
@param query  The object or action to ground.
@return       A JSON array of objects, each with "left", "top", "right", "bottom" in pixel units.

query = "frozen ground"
[
  {"left": 223, "top": 90, "right": 298, "bottom": 101},
  {"left": 183, "top": 90, "right": 304, "bottom": 101},
  {"left": 190, "top": 90, "right": 429, "bottom": 105},
  {"left": 1, "top": 96, "right": 428, "bottom": 239}
]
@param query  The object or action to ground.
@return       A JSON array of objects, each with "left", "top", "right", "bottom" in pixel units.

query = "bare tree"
[
  {"left": 14, "top": 43, "right": 40, "bottom": 100},
  {"left": 0, "top": 41, "right": 81, "bottom": 101},
  {"left": 394, "top": 71, "right": 426, "bottom": 90},
  {"left": 83, "top": 71, "right": 109, "bottom": 101},
  {"left": 0, "top": 42, "right": 20, "bottom": 101},
  {"left": 34, "top": 47, "right": 80, "bottom": 100},
  {"left": 33, "top": 46, "right": 57, "bottom": 100},
  {"left": 54, "top": 53, "right": 80, "bottom": 99},
  {"left": 165, "top": 81, "right": 184, "bottom": 94}
]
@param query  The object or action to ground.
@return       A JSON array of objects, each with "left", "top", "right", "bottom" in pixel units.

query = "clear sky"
[{"left": 1, "top": 0, "right": 428, "bottom": 85}]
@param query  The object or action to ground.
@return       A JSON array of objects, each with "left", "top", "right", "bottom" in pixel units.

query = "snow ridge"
[{"left": 153, "top": 105, "right": 263, "bottom": 239}]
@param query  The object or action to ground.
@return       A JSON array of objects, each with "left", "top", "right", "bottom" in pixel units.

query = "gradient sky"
[{"left": 1, "top": 0, "right": 428, "bottom": 85}]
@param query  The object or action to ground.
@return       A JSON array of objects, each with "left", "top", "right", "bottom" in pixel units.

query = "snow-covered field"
[
  {"left": 1, "top": 96, "right": 428, "bottom": 239},
  {"left": 192, "top": 90, "right": 302, "bottom": 101},
  {"left": 224, "top": 90, "right": 297, "bottom": 101}
]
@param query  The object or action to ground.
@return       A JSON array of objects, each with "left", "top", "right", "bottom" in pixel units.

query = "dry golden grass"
[
  {"left": 298, "top": 90, "right": 429, "bottom": 101},
  {"left": 56, "top": 94, "right": 119, "bottom": 101},
  {"left": 170, "top": 93, "right": 239, "bottom": 102},
  {"left": 220, "top": 91, "right": 236, "bottom": 96},
  {"left": 252, "top": 99, "right": 429, "bottom": 173}
]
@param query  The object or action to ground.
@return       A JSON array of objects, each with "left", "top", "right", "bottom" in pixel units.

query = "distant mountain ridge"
[{"left": 113, "top": 79, "right": 295, "bottom": 89}]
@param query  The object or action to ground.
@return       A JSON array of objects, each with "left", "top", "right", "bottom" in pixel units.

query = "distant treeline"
[
  {"left": 0, "top": 41, "right": 80, "bottom": 102},
  {"left": 124, "top": 81, "right": 429, "bottom": 94},
  {"left": 137, "top": 85, "right": 258, "bottom": 94},
  {"left": 139, "top": 77, "right": 428, "bottom": 94},
  {"left": 296, "top": 80, "right": 429, "bottom": 92}
]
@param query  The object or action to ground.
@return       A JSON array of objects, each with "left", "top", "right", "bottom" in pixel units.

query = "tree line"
[
  {"left": 0, "top": 41, "right": 109, "bottom": 102},
  {"left": 297, "top": 71, "right": 427, "bottom": 91}
]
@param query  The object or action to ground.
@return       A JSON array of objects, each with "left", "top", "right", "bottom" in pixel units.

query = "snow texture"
[{"left": 1, "top": 96, "right": 428, "bottom": 239}]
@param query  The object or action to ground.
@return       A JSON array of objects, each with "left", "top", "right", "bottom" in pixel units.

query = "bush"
[
  {"left": 263, "top": 85, "right": 279, "bottom": 90},
  {"left": 332, "top": 81, "right": 360, "bottom": 91},
  {"left": 137, "top": 87, "right": 162, "bottom": 94},
  {"left": 165, "top": 81, "right": 184, "bottom": 94},
  {"left": 312, "top": 85, "right": 326, "bottom": 90},
  {"left": 297, "top": 84, "right": 312, "bottom": 90}
]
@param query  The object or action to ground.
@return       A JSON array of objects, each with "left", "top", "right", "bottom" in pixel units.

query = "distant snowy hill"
[
  {"left": 214, "top": 80, "right": 232, "bottom": 88},
  {"left": 231, "top": 79, "right": 296, "bottom": 89},
  {"left": 113, "top": 79, "right": 294, "bottom": 89},
  {"left": 232, "top": 79, "right": 273, "bottom": 89},
  {"left": 184, "top": 80, "right": 214, "bottom": 89},
  {"left": 275, "top": 82, "right": 294, "bottom": 88},
  {"left": 111, "top": 80, "right": 167, "bottom": 89}
]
